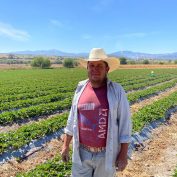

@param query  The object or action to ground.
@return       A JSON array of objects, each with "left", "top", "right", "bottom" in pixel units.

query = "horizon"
[
  {"left": 1, "top": 49, "right": 177, "bottom": 55},
  {"left": 0, "top": 0, "right": 177, "bottom": 54}
]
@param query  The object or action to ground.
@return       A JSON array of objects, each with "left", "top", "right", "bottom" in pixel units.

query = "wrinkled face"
[{"left": 87, "top": 61, "right": 109, "bottom": 83}]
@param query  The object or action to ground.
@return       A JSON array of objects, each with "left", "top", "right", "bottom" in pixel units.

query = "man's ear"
[
  {"left": 87, "top": 61, "right": 89, "bottom": 70},
  {"left": 106, "top": 66, "right": 110, "bottom": 73}
]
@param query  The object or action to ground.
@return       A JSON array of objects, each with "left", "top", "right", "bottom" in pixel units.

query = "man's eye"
[{"left": 98, "top": 65, "right": 103, "bottom": 68}]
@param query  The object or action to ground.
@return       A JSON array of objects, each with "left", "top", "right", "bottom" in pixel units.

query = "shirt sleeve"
[
  {"left": 64, "top": 85, "right": 79, "bottom": 136},
  {"left": 117, "top": 86, "right": 132, "bottom": 143},
  {"left": 64, "top": 80, "right": 88, "bottom": 136},
  {"left": 64, "top": 102, "right": 75, "bottom": 136}
]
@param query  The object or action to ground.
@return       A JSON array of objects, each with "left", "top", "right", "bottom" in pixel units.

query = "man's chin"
[
  {"left": 90, "top": 78, "right": 103, "bottom": 83},
  {"left": 91, "top": 77, "right": 101, "bottom": 81}
]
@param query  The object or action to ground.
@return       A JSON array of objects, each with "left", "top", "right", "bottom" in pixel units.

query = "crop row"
[
  {"left": 0, "top": 98, "right": 71, "bottom": 125},
  {"left": 121, "top": 74, "right": 171, "bottom": 87},
  {"left": 132, "top": 90, "right": 177, "bottom": 132},
  {"left": 0, "top": 92, "right": 73, "bottom": 112},
  {"left": 110, "top": 68, "right": 177, "bottom": 84},
  {"left": 1, "top": 68, "right": 177, "bottom": 101},
  {"left": 0, "top": 113, "right": 68, "bottom": 154},
  {"left": 0, "top": 69, "right": 84, "bottom": 96},
  {"left": 124, "top": 75, "right": 175, "bottom": 91},
  {"left": 128, "top": 78, "right": 177, "bottom": 103},
  {"left": 1, "top": 72, "right": 175, "bottom": 105},
  {"left": 16, "top": 153, "right": 72, "bottom": 177},
  {"left": 14, "top": 89, "right": 177, "bottom": 177},
  {"left": 1, "top": 88, "right": 177, "bottom": 155},
  {"left": 1, "top": 78, "right": 177, "bottom": 126},
  {"left": 0, "top": 81, "right": 76, "bottom": 97},
  {"left": 0, "top": 86, "right": 75, "bottom": 104}
]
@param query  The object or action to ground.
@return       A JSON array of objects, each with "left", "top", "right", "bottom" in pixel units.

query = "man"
[{"left": 61, "top": 48, "right": 132, "bottom": 177}]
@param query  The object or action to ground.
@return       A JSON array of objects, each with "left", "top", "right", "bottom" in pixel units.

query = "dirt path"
[{"left": 117, "top": 112, "right": 177, "bottom": 177}]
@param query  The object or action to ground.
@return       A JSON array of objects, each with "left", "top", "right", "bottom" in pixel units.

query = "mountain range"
[{"left": 9, "top": 49, "right": 177, "bottom": 60}]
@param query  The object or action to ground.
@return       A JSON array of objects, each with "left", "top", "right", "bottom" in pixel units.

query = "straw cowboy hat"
[{"left": 79, "top": 48, "right": 120, "bottom": 72}]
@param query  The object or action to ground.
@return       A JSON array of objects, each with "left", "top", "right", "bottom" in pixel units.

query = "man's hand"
[
  {"left": 60, "top": 134, "right": 72, "bottom": 162},
  {"left": 61, "top": 146, "right": 70, "bottom": 162},
  {"left": 115, "top": 143, "right": 129, "bottom": 171},
  {"left": 115, "top": 153, "right": 128, "bottom": 171}
]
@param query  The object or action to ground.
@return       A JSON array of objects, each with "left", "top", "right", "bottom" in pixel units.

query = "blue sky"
[{"left": 0, "top": 0, "right": 177, "bottom": 54}]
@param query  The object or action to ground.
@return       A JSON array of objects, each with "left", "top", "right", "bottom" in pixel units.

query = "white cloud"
[
  {"left": 50, "top": 19, "right": 63, "bottom": 27},
  {"left": 0, "top": 22, "right": 30, "bottom": 41}
]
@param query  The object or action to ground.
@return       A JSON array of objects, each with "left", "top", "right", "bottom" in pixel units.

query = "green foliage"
[
  {"left": 132, "top": 91, "right": 177, "bottom": 132},
  {"left": 31, "top": 57, "right": 51, "bottom": 68},
  {"left": 123, "top": 74, "right": 175, "bottom": 92},
  {"left": 173, "top": 167, "right": 177, "bottom": 177},
  {"left": 128, "top": 60, "right": 136, "bottom": 64},
  {"left": 0, "top": 113, "right": 68, "bottom": 154},
  {"left": 159, "top": 61, "right": 164, "bottom": 65},
  {"left": 55, "top": 59, "right": 63, "bottom": 64},
  {"left": 119, "top": 57, "right": 127, "bottom": 64},
  {"left": 16, "top": 153, "right": 72, "bottom": 177},
  {"left": 1, "top": 68, "right": 177, "bottom": 175},
  {"left": 127, "top": 79, "right": 177, "bottom": 103},
  {"left": 0, "top": 98, "right": 72, "bottom": 125},
  {"left": 174, "top": 60, "right": 177, "bottom": 64},
  {"left": 0, "top": 59, "right": 29, "bottom": 64},
  {"left": 63, "top": 58, "right": 75, "bottom": 68},
  {"left": 142, "top": 59, "right": 150, "bottom": 64}
]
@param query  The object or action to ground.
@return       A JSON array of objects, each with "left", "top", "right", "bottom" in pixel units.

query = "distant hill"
[
  {"left": 3, "top": 49, "right": 177, "bottom": 60},
  {"left": 110, "top": 51, "right": 177, "bottom": 60},
  {"left": 11, "top": 49, "right": 88, "bottom": 58}
]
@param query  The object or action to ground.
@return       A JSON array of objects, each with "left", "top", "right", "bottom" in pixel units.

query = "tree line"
[{"left": 31, "top": 57, "right": 78, "bottom": 69}]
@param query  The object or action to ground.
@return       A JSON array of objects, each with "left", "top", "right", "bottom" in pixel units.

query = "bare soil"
[
  {"left": 117, "top": 112, "right": 177, "bottom": 177},
  {"left": 0, "top": 138, "right": 64, "bottom": 177},
  {"left": 0, "top": 64, "right": 62, "bottom": 70},
  {"left": 119, "top": 64, "right": 177, "bottom": 69},
  {"left": 0, "top": 64, "right": 30, "bottom": 70}
]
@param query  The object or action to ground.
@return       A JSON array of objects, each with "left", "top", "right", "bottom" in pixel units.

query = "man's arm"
[
  {"left": 61, "top": 134, "right": 73, "bottom": 162},
  {"left": 115, "top": 143, "right": 129, "bottom": 171},
  {"left": 116, "top": 86, "right": 132, "bottom": 171}
]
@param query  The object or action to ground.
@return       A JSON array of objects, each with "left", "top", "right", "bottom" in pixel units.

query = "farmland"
[{"left": 0, "top": 67, "right": 177, "bottom": 177}]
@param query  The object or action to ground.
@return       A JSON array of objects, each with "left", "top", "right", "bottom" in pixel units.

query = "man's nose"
[{"left": 93, "top": 66, "right": 99, "bottom": 70}]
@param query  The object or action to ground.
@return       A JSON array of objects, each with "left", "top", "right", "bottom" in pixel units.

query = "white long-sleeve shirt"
[{"left": 64, "top": 79, "right": 132, "bottom": 172}]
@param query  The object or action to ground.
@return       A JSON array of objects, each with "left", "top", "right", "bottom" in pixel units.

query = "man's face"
[{"left": 87, "top": 61, "right": 109, "bottom": 83}]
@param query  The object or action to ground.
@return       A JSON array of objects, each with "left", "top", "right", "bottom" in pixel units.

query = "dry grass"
[
  {"left": 119, "top": 64, "right": 177, "bottom": 69},
  {"left": 0, "top": 64, "right": 31, "bottom": 70},
  {"left": 1, "top": 64, "right": 177, "bottom": 70}
]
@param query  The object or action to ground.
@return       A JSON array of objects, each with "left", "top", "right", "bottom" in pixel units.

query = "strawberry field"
[{"left": 0, "top": 68, "right": 177, "bottom": 177}]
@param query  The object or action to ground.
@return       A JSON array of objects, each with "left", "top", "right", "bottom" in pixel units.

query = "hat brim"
[{"left": 79, "top": 57, "right": 120, "bottom": 73}]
